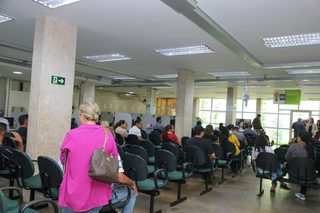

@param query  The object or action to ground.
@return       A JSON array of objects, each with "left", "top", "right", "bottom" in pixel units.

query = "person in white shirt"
[{"left": 129, "top": 119, "right": 143, "bottom": 141}]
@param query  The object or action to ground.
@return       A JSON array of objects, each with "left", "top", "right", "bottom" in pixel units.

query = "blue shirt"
[
  {"left": 153, "top": 123, "right": 164, "bottom": 131},
  {"left": 292, "top": 121, "right": 305, "bottom": 133},
  {"left": 243, "top": 128, "right": 257, "bottom": 136}
]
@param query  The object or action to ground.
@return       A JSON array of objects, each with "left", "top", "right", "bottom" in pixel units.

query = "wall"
[
  {"left": 11, "top": 81, "right": 31, "bottom": 92},
  {"left": 8, "top": 90, "right": 30, "bottom": 112},
  {"left": 0, "top": 78, "right": 6, "bottom": 111}
]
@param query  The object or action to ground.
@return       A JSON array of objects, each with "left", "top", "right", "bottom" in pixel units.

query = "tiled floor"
[{"left": 1, "top": 162, "right": 320, "bottom": 213}]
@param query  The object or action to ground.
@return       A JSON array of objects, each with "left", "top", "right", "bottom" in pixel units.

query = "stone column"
[
  {"left": 193, "top": 98, "right": 199, "bottom": 117},
  {"left": 175, "top": 69, "right": 195, "bottom": 139},
  {"left": 256, "top": 98, "right": 262, "bottom": 115},
  {"left": 226, "top": 87, "right": 237, "bottom": 125},
  {"left": 27, "top": 16, "right": 77, "bottom": 161},
  {"left": 146, "top": 89, "right": 156, "bottom": 114},
  {"left": 4, "top": 78, "right": 12, "bottom": 117},
  {"left": 80, "top": 81, "right": 95, "bottom": 103}
]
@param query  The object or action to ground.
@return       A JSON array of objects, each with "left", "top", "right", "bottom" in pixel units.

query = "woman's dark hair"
[
  {"left": 219, "top": 123, "right": 223, "bottom": 131},
  {"left": 254, "top": 135, "right": 269, "bottom": 152},
  {"left": 219, "top": 126, "right": 230, "bottom": 143},
  {"left": 204, "top": 125, "right": 214, "bottom": 137},
  {"left": 162, "top": 124, "right": 174, "bottom": 139},
  {"left": 299, "top": 132, "right": 315, "bottom": 159},
  {"left": 114, "top": 120, "right": 126, "bottom": 130},
  {"left": 219, "top": 134, "right": 228, "bottom": 143}
]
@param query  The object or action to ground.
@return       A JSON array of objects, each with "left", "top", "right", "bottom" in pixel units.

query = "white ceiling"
[{"left": 0, "top": 0, "right": 320, "bottom": 99}]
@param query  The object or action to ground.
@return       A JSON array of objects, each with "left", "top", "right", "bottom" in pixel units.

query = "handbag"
[{"left": 88, "top": 130, "right": 119, "bottom": 183}]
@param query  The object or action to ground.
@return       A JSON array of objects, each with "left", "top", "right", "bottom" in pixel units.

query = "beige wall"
[{"left": 72, "top": 87, "right": 146, "bottom": 114}]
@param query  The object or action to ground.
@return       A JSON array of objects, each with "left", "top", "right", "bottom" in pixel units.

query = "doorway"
[{"left": 290, "top": 110, "right": 311, "bottom": 139}]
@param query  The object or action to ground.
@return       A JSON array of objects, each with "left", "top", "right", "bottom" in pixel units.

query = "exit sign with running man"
[{"left": 51, "top": 76, "right": 65, "bottom": 85}]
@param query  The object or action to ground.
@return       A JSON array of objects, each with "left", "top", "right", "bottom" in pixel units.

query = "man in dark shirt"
[
  {"left": 252, "top": 114, "right": 263, "bottom": 135},
  {"left": 292, "top": 118, "right": 305, "bottom": 138},
  {"left": 17, "top": 114, "right": 28, "bottom": 151}
]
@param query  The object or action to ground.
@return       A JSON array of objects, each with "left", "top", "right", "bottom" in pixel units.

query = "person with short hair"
[
  {"left": 193, "top": 120, "right": 202, "bottom": 130},
  {"left": 129, "top": 120, "right": 143, "bottom": 141},
  {"left": 243, "top": 123, "right": 257, "bottom": 136},
  {"left": 17, "top": 114, "right": 28, "bottom": 151},
  {"left": 292, "top": 118, "right": 305, "bottom": 138},
  {"left": 161, "top": 124, "right": 181, "bottom": 146},
  {"left": 0, "top": 111, "right": 10, "bottom": 132},
  {"left": 153, "top": 117, "right": 164, "bottom": 131},
  {"left": 252, "top": 114, "right": 263, "bottom": 135},
  {"left": 233, "top": 126, "right": 248, "bottom": 147}
]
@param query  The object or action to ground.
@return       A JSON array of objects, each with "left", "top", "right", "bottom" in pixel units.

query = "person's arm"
[
  {"left": 244, "top": 139, "right": 248, "bottom": 146},
  {"left": 312, "top": 124, "right": 318, "bottom": 136},
  {"left": 138, "top": 136, "right": 144, "bottom": 141},
  {"left": 210, "top": 153, "right": 216, "bottom": 159},
  {"left": 118, "top": 173, "right": 138, "bottom": 194},
  {"left": 10, "top": 132, "right": 23, "bottom": 151},
  {"left": 122, "top": 129, "right": 129, "bottom": 138},
  {"left": 173, "top": 134, "right": 181, "bottom": 146}
]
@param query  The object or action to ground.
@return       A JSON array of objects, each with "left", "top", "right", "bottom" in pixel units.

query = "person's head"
[
  {"left": 220, "top": 126, "right": 230, "bottom": 139},
  {"left": 194, "top": 125, "right": 204, "bottom": 138},
  {"left": 298, "top": 132, "right": 311, "bottom": 144},
  {"left": 219, "top": 123, "right": 223, "bottom": 131},
  {"left": 156, "top": 117, "right": 162, "bottom": 123},
  {"left": 79, "top": 102, "right": 100, "bottom": 124},
  {"left": 135, "top": 119, "right": 142, "bottom": 129},
  {"left": 18, "top": 114, "right": 28, "bottom": 127},
  {"left": 227, "top": 124, "right": 234, "bottom": 131},
  {"left": 0, "top": 111, "right": 4, "bottom": 118},
  {"left": 248, "top": 123, "right": 253, "bottom": 129},
  {"left": 136, "top": 116, "right": 141, "bottom": 121},
  {"left": 0, "top": 123, "right": 6, "bottom": 143},
  {"left": 257, "top": 114, "right": 261, "bottom": 119},
  {"left": 196, "top": 120, "right": 201, "bottom": 126},
  {"left": 115, "top": 120, "right": 127, "bottom": 130},
  {"left": 204, "top": 124, "right": 214, "bottom": 136},
  {"left": 317, "top": 120, "right": 320, "bottom": 126},
  {"left": 254, "top": 135, "right": 269, "bottom": 152},
  {"left": 309, "top": 117, "right": 314, "bottom": 124},
  {"left": 218, "top": 133, "right": 228, "bottom": 143},
  {"left": 101, "top": 120, "right": 111, "bottom": 129},
  {"left": 298, "top": 118, "right": 302, "bottom": 122},
  {"left": 239, "top": 121, "right": 243, "bottom": 127},
  {"left": 163, "top": 124, "right": 175, "bottom": 139},
  {"left": 233, "top": 126, "right": 240, "bottom": 132}
]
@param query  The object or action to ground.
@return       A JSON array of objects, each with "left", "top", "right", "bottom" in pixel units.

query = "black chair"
[
  {"left": 150, "top": 131, "right": 160, "bottom": 136},
  {"left": 213, "top": 130, "right": 220, "bottom": 137},
  {"left": 123, "top": 154, "right": 168, "bottom": 213},
  {"left": 117, "top": 143, "right": 126, "bottom": 160},
  {"left": 185, "top": 146, "right": 218, "bottom": 196},
  {"left": 154, "top": 129, "right": 162, "bottom": 135},
  {"left": 280, "top": 145, "right": 289, "bottom": 149},
  {"left": 191, "top": 128, "right": 195, "bottom": 137},
  {"left": 211, "top": 144, "right": 232, "bottom": 185},
  {"left": 3, "top": 138, "right": 16, "bottom": 149},
  {"left": 37, "top": 156, "right": 63, "bottom": 200},
  {"left": 155, "top": 150, "right": 193, "bottom": 206},
  {"left": 249, "top": 135, "right": 258, "bottom": 145},
  {"left": 252, "top": 152, "right": 283, "bottom": 197},
  {"left": 162, "top": 143, "right": 184, "bottom": 167},
  {"left": 129, "top": 145, "right": 155, "bottom": 174},
  {"left": 163, "top": 138, "right": 175, "bottom": 144},
  {"left": 115, "top": 133, "right": 125, "bottom": 146},
  {"left": 274, "top": 148, "right": 288, "bottom": 164},
  {"left": 0, "top": 146, "right": 16, "bottom": 199},
  {"left": 141, "top": 129, "right": 148, "bottom": 140},
  {"left": 149, "top": 133, "right": 162, "bottom": 149},
  {"left": 127, "top": 134, "right": 140, "bottom": 145},
  {"left": 140, "top": 140, "right": 156, "bottom": 164},
  {"left": 100, "top": 185, "right": 132, "bottom": 213},
  {"left": 181, "top": 136, "right": 190, "bottom": 151},
  {"left": 316, "top": 153, "right": 320, "bottom": 176},
  {"left": 288, "top": 157, "right": 318, "bottom": 185},
  {"left": 220, "top": 141, "right": 244, "bottom": 178},
  {"left": 0, "top": 187, "right": 59, "bottom": 213}
]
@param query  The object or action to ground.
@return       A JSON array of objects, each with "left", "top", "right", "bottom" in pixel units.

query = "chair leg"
[
  {"left": 200, "top": 174, "right": 212, "bottom": 196},
  {"left": 218, "top": 167, "right": 227, "bottom": 185},
  {"left": 30, "top": 189, "right": 35, "bottom": 201},
  {"left": 232, "top": 163, "right": 241, "bottom": 178},
  {"left": 29, "top": 189, "right": 48, "bottom": 210},
  {"left": 170, "top": 182, "right": 187, "bottom": 206},
  {"left": 257, "top": 178, "right": 264, "bottom": 197},
  {"left": 150, "top": 193, "right": 162, "bottom": 213}
]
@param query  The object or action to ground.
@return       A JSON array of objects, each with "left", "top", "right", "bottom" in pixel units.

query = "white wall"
[
  {"left": 8, "top": 90, "right": 30, "bottom": 111},
  {"left": 11, "top": 81, "right": 31, "bottom": 92}
]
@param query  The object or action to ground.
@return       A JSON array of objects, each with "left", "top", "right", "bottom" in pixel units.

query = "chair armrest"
[
  {"left": 0, "top": 187, "right": 23, "bottom": 209},
  {"left": 108, "top": 184, "right": 132, "bottom": 211},
  {"left": 212, "top": 158, "right": 219, "bottom": 170},
  {"left": 182, "top": 162, "right": 193, "bottom": 179},
  {"left": 226, "top": 152, "right": 233, "bottom": 164},
  {"left": 19, "top": 198, "right": 59, "bottom": 213},
  {"left": 153, "top": 168, "right": 168, "bottom": 190},
  {"left": 282, "top": 162, "right": 288, "bottom": 176},
  {"left": 251, "top": 160, "right": 257, "bottom": 173}
]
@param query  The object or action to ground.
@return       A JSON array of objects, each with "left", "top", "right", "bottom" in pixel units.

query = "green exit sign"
[{"left": 51, "top": 76, "right": 65, "bottom": 85}]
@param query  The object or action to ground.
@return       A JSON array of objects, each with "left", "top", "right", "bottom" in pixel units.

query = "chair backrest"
[
  {"left": 181, "top": 136, "right": 190, "bottom": 149},
  {"left": 220, "top": 141, "right": 236, "bottom": 157},
  {"left": 280, "top": 145, "right": 289, "bottom": 149},
  {"left": 3, "top": 138, "right": 16, "bottom": 149},
  {"left": 155, "top": 150, "right": 177, "bottom": 172},
  {"left": 316, "top": 153, "right": 320, "bottom": 173},
  {"left": 127, "top": 134, "right": 140, "bottom": 145},
  {"left": 154, "top": 129, "right": 162, "bottom": 134},
  {"left": 249, "top": 135, "right": 258, "bottom": 144},
  {"left": 246, "top": 137, "right": 253, "bottom": 147},
  {"left": 163, "top": 138, "right": 175, "bottom": 144},
  {"left": 116, "top": 133, "right": 125, "bottom": 146},
  {"left": 13, "top": 150, "right": 35, "bottom": 179},
  {"left": 288, "top": 157, "right": 317, "bottom": 181},
  {"left": 123, "top": 154, "right": 148, "bottom": 181},
  {"left": 185, "top": 146, "right": 206, "bottom": 167},
  {"left": 129, "top": 145, "right": 149, "bottom": 163},
  {"left": 149, "top": 133, "right": 161, "bottom": 146},
  {"left": 117, "top": 144, "right": 125, "bottom": 160},
  {"left": 140, "top": 140, "right": 156, "bottom": 157},
  {"left": 213, "top": 130, "right": 220, "bottom": 136},
  {"left": 256, "top": 152, "right": 279, "bottom": 172},
  {"left": 162, "top": 143, "right": 180, "bottom": 161},
  {"left": 274, "top": 148, "right": 288, "bottom": 164},
  {"left": 151, "top": 130, "right": 160, "bottom": 136},
  {"left": 211, "top": 144, "right": 224, "bottom": 159},
  {"left": 0, "top": 189, "right": 8, "bottom": 212},
  {"left": 141, "top": 130, "right": 147, "bottom": 140}
]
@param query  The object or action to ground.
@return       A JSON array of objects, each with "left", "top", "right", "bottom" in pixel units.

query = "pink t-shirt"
[{"left": 58, "top": 124, "right": 118, "bottom": 212}]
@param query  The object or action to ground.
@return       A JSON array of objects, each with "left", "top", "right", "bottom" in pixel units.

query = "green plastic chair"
[
  {"left": 129, "top": 145, "right": 155, "bottom": 174},
  {"left": 0, "top": 187, "right": 58, "bottom": 213},
  {"left": 211, "top": 144, "right": 232, "bottom": 185},
  {"left": 140, "top": 140, "right": 156, "bottom": 164}
]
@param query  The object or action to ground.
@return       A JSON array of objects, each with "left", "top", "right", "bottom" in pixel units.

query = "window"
[
  {"left": 199, "top": 99, "right": 211, "bottom": 110},
  {"left": 156, "top": 98, "right": 176, "bottom": 116},
  {"left": 212, "top": 99, "right": 226, "bottom": 111},
  {"left": 299, "top": 101, "right": 320, "bottom": 111},
  {"left": 261, "top": 100, "right": 278, "bottom": 113}
]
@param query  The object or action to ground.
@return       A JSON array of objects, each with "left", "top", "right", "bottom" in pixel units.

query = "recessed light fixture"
[
  {"left": 128, "top": 92, "right": 134, "bottom": 94},
  {"left": 107, "top": 76, "right": 136, "bottom": 80},
  {"left": 153, "top": 45, "right": 215, "bottom": 56},
  {"left": 304, "top": 93, "right": 320, "bottom": 95},
  {"left": 214, "top": 92, "right": 227, "bottom": 94},
  {"left": 13, "top": 71, "right": 22, "bottom": 75},
  {"left": 298, "top": 84, "right": 320, "bottom": 87},
  {"left": 0, "top": 13, "right": 14, "bottom": 24},
  {"left": 100, "top": 77, "right": 113, "bottom": 83},
  {"left": 99, "top": 87, "right": 103, "bottom": 89},
  {"left": 287, "top": 69, "right": 320, "bottom": 75},
  {"left": 238, "top": 85, "right": 270, "bottom": 88},
  {"left": 152, "top": 86, "right": 174, "bottom": 89},
  {"left": 207, "top": 71, "right": 251, "bottom": 77},
  {"left": 255, "top": 93, "right": 273, "bottom": 95},
  {"left": 262, "top": 33, "right": 320, "bottom": 48},
  {"left": 151, "top": 74, "right": 178, "bottom": 79},
  {"left": 32, "top": 0, "right": 84, "bottom": 9},
  {"left": 83, "top": 54, "right": 131, "bottom": 62},
  {"left": 194, "top": 85, "right": 217, "bottom": 88}
]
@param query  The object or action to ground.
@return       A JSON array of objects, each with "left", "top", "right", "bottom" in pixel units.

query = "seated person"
[
  {"left": 252, "top": 135, "right": 290, "bottom": 195},
  {"left": 17, "top": 114, "right": 28, "bottom": 151},
  {"left": 0, "top": 112, "right": 10, "bottom": 132},
  {"left": 101, "top": 120, "right": 116, "bottom": 138},
  {"left": 192, "top": 120, "right": 201, "bottom": 130},
  {"left": 161, "top": 124, "right": 182, "bottom": 146},
  {"left": 129, "top": 120, "right": 143, "bottom": 141},
  {"left": 153, "top": 117, "right": 164, "bottom": 131},
  {"left": 203, "top": 124, "right": 218, "bottom": 142},
  {"left": 114, "top": 120, "right": 129, "bottom": 139},
  {"left": 233, "top": 126, "right": 248, "bottom": 148},
  {"left": 185, "top": 126, "right": 215, "bottom": 182},
  {"left": 285, "top": 132, "right": 316, "bottom": 201},
  {"left": 243, "top": 123, "right": 257, "bottom": 136},
  {"left": 227, "top": 124, "right": 234, "bottom": 134}
]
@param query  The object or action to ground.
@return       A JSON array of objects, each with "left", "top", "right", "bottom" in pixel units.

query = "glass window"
[
  {"left": 243, "top": 100, "right": 257, "bottom": 112},
  {"left": 261, "top": 100, "right": 278, "bottom": 113},
  {"left": 173, "top": 99, "right": 177, "bottom": 108},
  {"left": 202, "top": 123, "right": 210, "bottom": 128},
  {"left": 157, "top": 98, "right": 161, "bottom": 108},
  {"left": 161, "top": 109, "right": 166, "bottom": 115},
  {"left": 242, "top": 113, "right": 256, "bottom": 121},
  {"left": 236, "top": 113, "right": 242, "bottom": 119},
  {"left": 211, "top": 112, "right": 226, "bottom": 124},
  {"left": 161, "top": 99, "right": 166, "bottom": 108},
  {"left": 312, "top": 115, "right": 319, "bottom": 121},
  {"left": 212, "top": 99, "right": 226, "bottom": 111},
  {"left": 299, "top": 101, "right": 320, "bottom": 111},
  {"left": 277, "top": 129, "right": 290, "bottom": 144},
  {"left": 199, "top": 99, "right": 212, "bottom": 110},
  {"left": 199, "top": 111, "right": 211, "bottom": 123},
  {"left": 236, "top": 99, "right": 243, "bottom": 111},
  {"left": 279, "top": 104, "right": 298, "bottom": 110},
  {"left": 278, "top": 115, "right": 290, "bottom": 129},
  {"left": 264, "top": 128, "right": 277, "bottom": 142},
  {"left": 279, "top": 109, "right": 291, "bottom": 114},
  {"left": 261, "top": 114, "right": 278, "bottom": 128},
  {"left": 156, "top": 109, "right": 160, "bottom": 115}
]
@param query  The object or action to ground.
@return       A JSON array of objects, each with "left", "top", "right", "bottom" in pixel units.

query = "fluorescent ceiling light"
[
  {"left": 153, "top": 45, "right": 214, "bottom": 56},
  {"left": 0, "top": 13, "right": 14, "bottom": 24},
  {"left": 238, "top": 85, "right": 270, "bottom": 88},
  {"left": 128, "top": 92, "right": 134, "bottom": 94},
  {"left": 107, "top": 76, "right": 136, "bottom": 80},
  {"left": 255, "top": 93, "right": 273, "bottom": 95},
  {"left": 298, "top": 84, "right": 320, "bottom": 87},
  {"left": 214, "top": 92, "right": 227, "bottom": 94},
  {"left": 32, "top": 0, "right": 84, "bottom": 9},
  {"left": 309, "top": 98, "right": 320, "bottom": 101},
  {"left": 152, "top": 74, "right": 178, "bottom": 79},
  {"left": 194, "top": 85, "right": 217, "bottom": 88},
  {"left": 100, "top": 77, "right": 113, "bottom": 83},
  {"left": 262, "top": 33, "right": 320, "bottom": 48},
  {"left": 152, "top": 86, "right": 174, "bottom": 89},
  {"left": 83, "top": 54, "right": 131, "bottom": 62},
  {"left": 207, "top": 71, "right": 250, "bottom": 77},
  {"left": 287, "top": 69, "right": 320, "bottom": 74},
  {"left": 304, "top": 93, "right": 320, "bottom": 95},
  {"left": 13, "top": 71, "right": 22, "bottom": 75}
]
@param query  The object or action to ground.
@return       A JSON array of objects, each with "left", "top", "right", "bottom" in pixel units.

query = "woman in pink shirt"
[{"left": 59, "top": 102, "right": 118, "bottom": 213}]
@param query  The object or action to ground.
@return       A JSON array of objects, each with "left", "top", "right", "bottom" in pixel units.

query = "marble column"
[
  {"left": 146, "top": 89, "right": 156, "bottom": 114},
  {"left": 256, "top": 98, "right": 262, "bottom": 115},
  {"left": 193, "top": 98, "right": 199, "bottom": 117},
  {"left": 80, "top": 81, "right": 95, "bottom": 103},
  {"left": 175, "top": 69, "right": 195, "bottom": 139},
  {"left": 27, "top": 16, "right": 77, "bottom": 161},
  {"left": 226, "top": 87, "right": 237, "bottom": 125}
]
